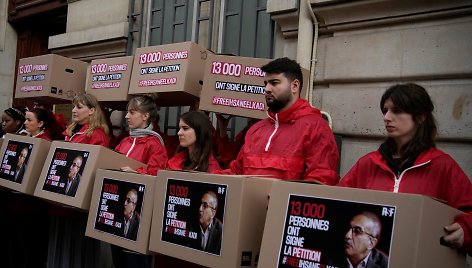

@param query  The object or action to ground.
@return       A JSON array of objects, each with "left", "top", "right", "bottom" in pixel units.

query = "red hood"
[
  {"left": 267, "top": 98, "right": 320, "bottom": 123},
  {"left": 370, "top": 147, "right": 447, "bottom": 169}
]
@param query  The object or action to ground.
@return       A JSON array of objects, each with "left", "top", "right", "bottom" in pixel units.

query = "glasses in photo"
[
  {"left": 71, "top": 162, "right": 81, "bottom": 168},
  {"left": 200, "top": 201, "right": 215, "bottom": 210},
  {"left": 125, "top": 197, "right": 136, "bottom": 204},
  {"left": 350, "top": 226, "right": 376, "bottom": 239}
]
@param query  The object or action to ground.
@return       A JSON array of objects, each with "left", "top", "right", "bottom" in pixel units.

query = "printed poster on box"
[
  {"left": 86, "top": 56, "right": 134, "bottom": 104},
  {"left": 0, "top": 140, "right": 33, "bottom": 184},
  {"left": 94, "top": 178, "right": 146, "bottom": 241},
  {"left": 161, "top": 178, "right": 227, "bottom": 256},
  {"left": 199, "top": 54, "right": 310, "bottom": 119},
  {"left": 199, "top": 54, "right": 269, "bottom": 119},
  {"left": 128, "top": 42, "right": 209, "bottom": 106},
  {"left": 42, "top": 148, "right": 89, "bottom": 197},
  {"left": 278, "top": 194, "right": 396, "bottom": 268}
]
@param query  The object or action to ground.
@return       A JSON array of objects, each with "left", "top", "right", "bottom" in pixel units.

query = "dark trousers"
[{"left": 111, "top": 244, "right": 153, "bottom": 268}]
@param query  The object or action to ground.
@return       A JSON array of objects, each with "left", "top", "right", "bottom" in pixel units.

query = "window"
[{"left": 145, "top": 0, "right": 273, "bottom": 137}]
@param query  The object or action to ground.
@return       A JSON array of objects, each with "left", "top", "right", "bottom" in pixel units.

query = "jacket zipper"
[
  {"left": 68, "top": 131, "right": 84, "bottom": 141},
  {"left": 126, "top": 138, "right": 136, "bottom": 157},
  {"left": 265, "top": 113, "right": 279, "bottom": 152},
  {"left": 392, "top": 160, "right": 431, "bottom": 192}
]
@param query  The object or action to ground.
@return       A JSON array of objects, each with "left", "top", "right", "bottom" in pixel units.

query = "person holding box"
[
  {"left": 48, "top": 93, "right": 111, "bottom": 268},
  {"left": 112, "top": 95, "right": 168, "bottom": 268},
  {"left": 338, "top": 83, "right": 472, "bottom": 255},
  {"left": 167, "top": 111, "right": 221, "bottom": 173},
  {"left": 218, "top": 57, "right": 339, "bottom": 185},
  {"left": 64, "top": 93, "right": 110, "bottom": 146},
  {"left": 115, "top": 95, "right": 168, "bottom": 175}
]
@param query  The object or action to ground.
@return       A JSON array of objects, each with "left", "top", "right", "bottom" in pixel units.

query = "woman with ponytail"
[{"left": 115, "top": 95, "right": 168, "bottom": 175}]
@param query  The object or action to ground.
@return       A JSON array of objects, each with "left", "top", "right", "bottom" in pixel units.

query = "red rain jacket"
[
  {"left": 63, "top": 123, "right": 109, "bottom": 147},
  {"left": 219, "top": 98, "right": 339, "bottom": 185},
  {"left": 167, "top": 150, "right": 221, "bottom": 173},
  {"left": 115, "top": 135, "right": 168, "bottom": 176},
  {"left": 338, "top": 147, "right": 472, "bottom": 255}
]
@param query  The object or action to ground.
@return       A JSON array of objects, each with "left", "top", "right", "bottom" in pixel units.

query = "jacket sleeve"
[
  {"left": 216, "top": 144, "right": 245, "bottom": 175},
  {"left": 90, "top": 129, "right": 110, "bottom": 147},
  {"left": 207, "top": 154, "right": 222, "bottom": 174},
  {"left": 337, "top": 161, "right": 360, "bottom": 188},
  {"left": 454, "top": 213, "right": 472, "bottom": 256},
  {"left": 302, "top": 121, "right": 340, "bottom": 185},
  {"left": 444, "top": 157, "right": 472, "bottom": 255},
  {"left": 136, "top": 141, "right": 168, "bottom": 176},
  {"left": 215, "top": 134, "right": 236, "bottom": 167}
]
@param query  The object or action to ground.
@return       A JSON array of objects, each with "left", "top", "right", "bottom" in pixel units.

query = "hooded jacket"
[
  {"left": 32, "top": 129, "right": 51, "bottom": 141},
  {"left": 63, "top": 123, "right": 110, "bottom": 147},
  {"left": 219, "top": 98, "right": 339, "bottom": 185},
  {"left": 338, "top": 147, "right": 472, "bottom": 255},
  {"left": 115, "top": 135, "right": 168, "bottom": 176},
  {"left": 167, "top": 150, "right": 222, "bottom": 173}
]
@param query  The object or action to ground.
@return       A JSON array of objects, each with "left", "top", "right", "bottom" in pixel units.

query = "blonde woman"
[{"left": 63, "top": 93, "right": 110, "bottom": 146}]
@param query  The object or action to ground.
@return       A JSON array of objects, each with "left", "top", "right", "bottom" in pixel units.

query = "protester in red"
[
  {"left": 24, "top": 108, "right": 65, "bottom": 141},
  {"left": 215, "top": 114, "right": 259, "bottom": 168},
  {"left": 115, "top": 95, "right": 168, "bottom": 176},
  {"left": 63, "top": 93, "right": 110, "bottom": 146},
  {"left": 338, "top": 83, "right": 472, "bottom": 255},
  {"left": 48, "top": 93, "right": 110, "bottom": 267},
  {"left": 168, "top": 111, "right": 221, "bottom": 173},
  {"left": 218, "top": 57, "right": 339, "bottom": 185}
]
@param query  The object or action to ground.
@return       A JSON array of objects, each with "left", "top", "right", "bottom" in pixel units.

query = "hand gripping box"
[
  {"left": 33, "top": 141, "right": 145, "bottom": 210},
  {"left": 15, "top": 54, "right": 87, "bottom": 104},
  {"left": 258, "top": 181, "right": 466, "bottom": 268},
  {"left": 128, "top": 41, "right": 211, "bottom": 106},
  {"left": 149, "top": 170, "right": 275, "bottom": 267},
  {"left": 86, "top": 56, "right": 134, "bottom": 109},
  {"left": 0, "top": 134, "right": 50, "bottom": 194},
  {"left": 86, "top": 169, "right": 156, "bottom": 254},
  {"left": 199, "top": 54, "right": 309, "bottom": 119}
]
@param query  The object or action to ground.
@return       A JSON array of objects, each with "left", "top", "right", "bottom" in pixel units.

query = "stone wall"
[
  {"left": 0, "top": 0, "right": 17, "bottom": 112},
  {"left": 269, "top": 0, "right": 472, "bottom": 177}
]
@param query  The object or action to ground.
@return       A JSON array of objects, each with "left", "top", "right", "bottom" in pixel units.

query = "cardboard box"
[
  {"left": 86, "top": 169, "right": 156, "bottom": 254},
  {"left": 258, "top": 181, "right": 466, "bottom": 268},
  {"left": 15, "top": 54, "right": 87, "bottom": 104},
  {"left": 33, "top": 141, "right": 145, "bottom": 210},
  {"left": 86, "top": 56, "right": 133, "bottom": 109},
  {"left": 149, "top": 170, "right": 274, "bottom": 267},
  {"left": 199, "top": 54, "right": 309, "bottom": 119},
  {"left": 0, "top": 134, "right": 50, "bottom": 194},
  {"left": 128, "top": 41, "right": 211, "bottom": 106}
]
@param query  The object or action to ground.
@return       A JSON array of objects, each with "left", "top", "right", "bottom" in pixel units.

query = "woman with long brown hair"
[
  {"left": 338, "top": 83, "right": 472, "bottom": 256},
  {"left": 168, "top": 111, "right": 221, "bottom": 173}
]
